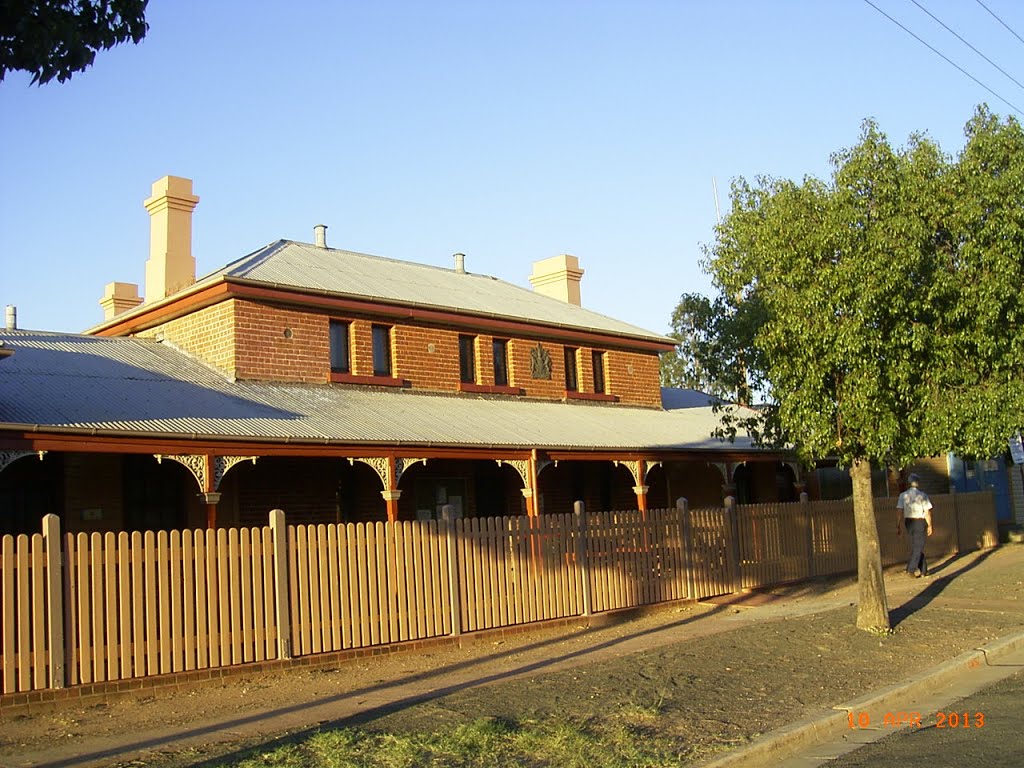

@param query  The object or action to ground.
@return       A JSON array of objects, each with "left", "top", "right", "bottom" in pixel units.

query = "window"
[
  {"left": 592, "top": 350, "right": 606, "bottom": 394},
  {"left": 493, "top": 339, "right": 509, "bottom": 387},
  {"left": 329, "top": 320, "right": 350, "bottom": 374},
  {"left": 372, "top": 324, "right": 392, "bottom": 377},
  {"left": 459, "top": 335, "right": 476, "bottom": 384},
  {"left": 564, "top": 347, "right": 578, "bottom": 391}
]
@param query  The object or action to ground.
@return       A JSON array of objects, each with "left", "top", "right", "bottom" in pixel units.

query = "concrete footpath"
[
  {"left": 696, "top": 620, "right": 1024, "bottom": 767},
  {"left": 695, "top": 544, "right": 1024, "bottom": 768},
  {"left": 3, "top": 544, "right": 1024, "bottom": 768}
]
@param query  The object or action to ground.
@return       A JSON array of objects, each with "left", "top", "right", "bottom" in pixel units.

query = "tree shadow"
[{"left": 889, "top": 548, "right": 999, "bottom": 627}]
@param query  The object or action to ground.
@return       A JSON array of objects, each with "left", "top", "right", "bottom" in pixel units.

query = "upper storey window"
[
  {"left": 329, "top": 320, "right": 350, "bottom": 374},
  {"left": 459, "top": 335, "right": 476, "bottom": 384},
  {"left": 564, "top": 347, "right": 578, "bottom": 392},
  {"left": 493, "top": 339, "right": 509, "bottom": 387},
  {"left": 592, "top": 350, "right": 606, "bottom": 394},
  {"left": 372, "top": 324, "right": 392, "bottom": 377}
]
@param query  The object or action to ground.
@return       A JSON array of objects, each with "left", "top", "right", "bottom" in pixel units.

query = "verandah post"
[
  {"left": 573, "top": 501, "right": 591, "bottom": 617},
  {"left": 42, "top": 513, "right": 65, "bottom": 689},
  {"left": 269, "top": 509, "right": 292, "bottom": 659},
  {"left": 441, "top": 505, "right": 462, "bottom": 637}
]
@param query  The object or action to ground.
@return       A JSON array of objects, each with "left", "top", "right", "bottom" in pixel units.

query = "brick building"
[{"left": 0, "top": 176, "right": 798, "bottom": 535}]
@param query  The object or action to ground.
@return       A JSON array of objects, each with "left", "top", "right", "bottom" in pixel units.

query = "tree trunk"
[{"left": 851, "top": 458, "right": 890, "bottom": 631}]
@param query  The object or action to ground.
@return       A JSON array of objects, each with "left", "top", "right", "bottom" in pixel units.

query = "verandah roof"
[{"left": 0, "top": 331, "right": 758, "bottom": 453}]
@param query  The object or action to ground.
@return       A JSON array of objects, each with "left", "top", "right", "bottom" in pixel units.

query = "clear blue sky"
[{"left": 3, "top": 1, "right": 1023, "bottom": 335}]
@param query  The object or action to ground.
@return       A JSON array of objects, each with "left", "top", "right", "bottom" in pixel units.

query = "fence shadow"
[
  {"left": 32, "top": 603, "right": 733, "bottom": 768},
  {"left": 889, "top": 548, "right": 999, "bottom": 627}
]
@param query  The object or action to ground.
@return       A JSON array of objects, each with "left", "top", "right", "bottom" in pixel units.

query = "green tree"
[
  {"left": 659, "top": 291, "right": 764, "bottom": 406},
  {"left": 1, "top": 0, "right": 148, "bottom": 85},
  {"left": 702, "top": 107, "right": 1024, "bottom": 631}
]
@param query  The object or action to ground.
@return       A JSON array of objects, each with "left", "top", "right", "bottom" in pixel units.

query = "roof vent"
[
  {"left": 453, "top": 252, "right": 466, "bottom": 274},
  {"left": 5, "top": 304, "right": 15, "bottom": 331},
  {"left": 314, "top": 224, "right": 328, "bottom": 248}
]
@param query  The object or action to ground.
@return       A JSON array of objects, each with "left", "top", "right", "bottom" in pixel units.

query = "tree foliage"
[
  {"left": 659, "top": 291, "right": 765, "bottom": 406},
  {"left": 1, "top": 0, "right": 148, "bottom": 85},
  {"left": 693, "top": 106, "right": 1024, "bottom": 630}
]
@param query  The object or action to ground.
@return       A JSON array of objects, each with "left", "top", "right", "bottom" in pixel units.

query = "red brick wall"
[
  {"left": 233, "top": 302, "right": 328, "bottom": 382},
  {"left": 64, "top": 453, "right": 123, "bottom": 533},
  {"left": 509, "top": 338, "right": 564, "bottom": 399},
  {"left": 349, "top": 319, "right": 375, "bottom": 377},
  {"left": 393, "top": 325, "right": 460, "bottom": 389},
  {"left": 137, "top": 300, "right": 236, "bottom": 376},
  {"left": 665, "top": 462, "right": 726, "bottom": 507},
  {"left": 606, "top": 349, "right": 663, "bottom": 408},
  {"left": 223, "top": 457, "right": 387, "bottom": 526},
  {"left": 140, "top": 297, "right": 664, "bottom": 406}
]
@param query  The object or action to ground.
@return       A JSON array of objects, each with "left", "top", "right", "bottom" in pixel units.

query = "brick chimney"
[
  {"left": 143, "top": 176, "right": 199, "bottom": 302},
  {"left": 99, "top": 282, "right": 143, "bottom": 319},
  {"left": 529, "top": 254, "right": 584, "bottom": 305}
]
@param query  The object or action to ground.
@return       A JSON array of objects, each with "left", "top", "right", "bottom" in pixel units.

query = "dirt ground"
[{"left": 3, "top": 545, "right": 1023, "bottom": 768}]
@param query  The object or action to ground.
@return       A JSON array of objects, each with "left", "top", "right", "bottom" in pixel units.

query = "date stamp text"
[{"left": 846, "top": 711, "right": 985, "bottom": 729}]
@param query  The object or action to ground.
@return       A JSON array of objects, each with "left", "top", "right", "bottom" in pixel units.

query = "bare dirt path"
[{"left": 3, "top": 546, "right": 1023, "bottom": 768}]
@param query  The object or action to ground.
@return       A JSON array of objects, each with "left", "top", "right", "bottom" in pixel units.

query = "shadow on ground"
[
  {"left": 889, "top": 547, "right": 998, "bottom": 627},
  {"left": 38, "top": 603, "right": 742, "bottom": 768}
]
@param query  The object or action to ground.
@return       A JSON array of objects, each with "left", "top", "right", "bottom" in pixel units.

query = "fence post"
[
  {"left": 800, "top": 491, "right": 814, "bottom": 579},
  {"left": 573, "top": 501, "right": 591, "bottom": 617},
  {"left": 441, "top": 505, "right": 462, "bottom": 637},
  {"left": 269, "top": 509, "right": 292, "bottom": 659},
  {"left": 677, "top": 498, "right": 693, "bottom": 601},
  {"left": 950, "top": 486, "right": 962, "bottom": 555},
  {"left": 42, "top": 513, "right": 65, "bottom": 689},
  {"left": 724, "top": 496, "right": 740, "bottom": 592}
]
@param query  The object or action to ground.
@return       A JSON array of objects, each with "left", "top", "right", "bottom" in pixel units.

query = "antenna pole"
[{"left": 712, "top": 176, "right": 722, "bottom": 225}]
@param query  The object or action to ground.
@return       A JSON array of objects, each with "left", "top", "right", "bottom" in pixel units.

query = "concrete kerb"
[{"left": 693, "top": 626, "right": 1024, "bottom": 768}]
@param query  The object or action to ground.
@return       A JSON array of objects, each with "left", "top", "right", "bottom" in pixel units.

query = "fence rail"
[{"left": 1, "top": 492, "right": 998, "bottom": 696}]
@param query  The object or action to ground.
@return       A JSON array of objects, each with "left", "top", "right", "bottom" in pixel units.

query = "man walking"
[{"left": 897, "top": 473, "right": 933, "bottom": 577}]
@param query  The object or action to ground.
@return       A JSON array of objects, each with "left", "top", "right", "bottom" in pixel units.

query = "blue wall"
[{"left": 947, "top": 454, "right": 1012, "bottom": 522}]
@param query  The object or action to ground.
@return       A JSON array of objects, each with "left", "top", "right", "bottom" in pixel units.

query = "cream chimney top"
[
  {"left": 99, "top": 282, "right": 143, "bottom": 320},
  {"left": 529, "top": 254, "right": 584, "bottom": 306},
  {"left": 143, "top": 176, "right": 199, "bottom": 303}
]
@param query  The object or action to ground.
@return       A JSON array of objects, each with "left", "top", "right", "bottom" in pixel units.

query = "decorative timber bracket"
[
  {"left": 496, "top": 459, "right": 531, "bottom": 488},
  {"left": 613, "top": 460, "right": 642, "bottom": 487},
  {"left": 709, "top": 461, "right": 731, "bottom": 484},
  {"left": 155, "top": 454, "right": 258, "bottom": 492},
  {"left": 213, "top": 456, "right": 258, "bottom": 489},
  {"left": 349, "top": 456, "right": 390, "bottom": 488},
  {"left": 395, "top": 457, "right": 428, "bottom": 484},
  {"left": 155, "top": 454, "right": 208, "bottom": 491},
  {"left": 0, "top": 450, "right": 46, "bottom": 475}
]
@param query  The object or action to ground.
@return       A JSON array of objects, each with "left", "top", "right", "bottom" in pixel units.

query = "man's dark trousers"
[{"left": 904, "top": 518, "right": 928, "bottom": 576}]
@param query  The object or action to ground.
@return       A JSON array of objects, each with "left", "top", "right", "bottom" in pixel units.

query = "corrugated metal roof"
[
  {"left": 199, "top": 241, "right": 672, "bottom": 344},
  {"left": 0, "top": 331, "right": 756, "bottom": 452}
]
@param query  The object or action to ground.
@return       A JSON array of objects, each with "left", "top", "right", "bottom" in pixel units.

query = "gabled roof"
[
  {"left": 0, "top": 331, "right": 759, "bottom": 454},
  {"left": 92, "top": 240, "right": 673, "bottom": 345}
]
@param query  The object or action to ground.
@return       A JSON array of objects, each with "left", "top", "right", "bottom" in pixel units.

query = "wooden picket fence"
[{"left": 0, "top": 492, "right": 997, "bottom": 696}]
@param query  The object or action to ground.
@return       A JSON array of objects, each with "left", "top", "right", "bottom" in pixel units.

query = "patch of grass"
[{"left": 207, "top": 713, "right": 684, "bottom": 768}]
